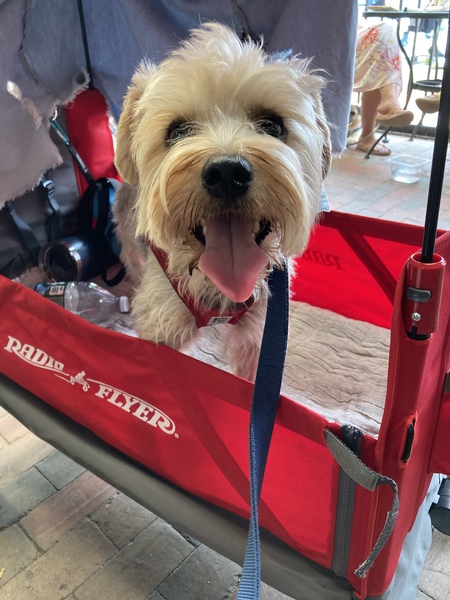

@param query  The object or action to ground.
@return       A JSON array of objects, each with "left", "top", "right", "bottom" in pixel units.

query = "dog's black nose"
[{"left": 202, "top": 156, "right": 253, "bottom": 201}]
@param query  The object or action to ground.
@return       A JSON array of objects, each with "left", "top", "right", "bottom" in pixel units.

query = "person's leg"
[
  {"left": 354, "top": 22, "right": 413, "bottom": 133},
  {"left": 356, "top": 89, "right": 391, "bottom": 155},
  {"left": 360, "top": 89, "right": 380, "bottom": 138},
  {"left": 377, "top": 83, "right": 403, "bottom": 116},
  {"left": 375, "top": 82, "right": 414, "bottom": 126}
]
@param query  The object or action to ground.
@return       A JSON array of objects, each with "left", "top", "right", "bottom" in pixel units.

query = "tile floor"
[{"left": 1, "top": 128, "right": 450, "bottom": 600}]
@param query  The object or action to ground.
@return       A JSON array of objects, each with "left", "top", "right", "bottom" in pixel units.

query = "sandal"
[
  {"left": 416, "top": 93, "right": 440, "bottom": 114},
  {"left": 376, "top": 110, "right": 414, "bottom": 128},
  {"left": 354, "top": 128, "right": 391, "bottom": 157},
  {"left": 356, "top": 140, "right": 391, "bottom": 156}
]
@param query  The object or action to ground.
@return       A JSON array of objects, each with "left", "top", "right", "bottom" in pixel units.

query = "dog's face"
[
  {"left": 348, "top": 104, "right": 361, "bottom": 134},
  {"left": 115, "top": 23, "right": 331, "bottom": 304}
]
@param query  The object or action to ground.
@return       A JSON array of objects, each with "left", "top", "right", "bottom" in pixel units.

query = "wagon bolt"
[{"left": 411, "top": 312, "right": 422, "bottom": 322}]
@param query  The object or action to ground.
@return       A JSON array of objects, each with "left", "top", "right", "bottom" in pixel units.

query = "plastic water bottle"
[{"left": 34, "top": 281, "right": 129, "bottom": 325}]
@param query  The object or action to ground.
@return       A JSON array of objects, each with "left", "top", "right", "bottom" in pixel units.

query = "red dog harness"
[{"left": 149, "top": 243, "right": 254, "bottom": 328}]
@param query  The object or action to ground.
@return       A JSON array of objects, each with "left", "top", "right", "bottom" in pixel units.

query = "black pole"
[
  {"left": 77, "top": 0, "right": 95, "bottom": 90},
  {"left": 421, "top": 12, "right": 450, "bottom": 263}
]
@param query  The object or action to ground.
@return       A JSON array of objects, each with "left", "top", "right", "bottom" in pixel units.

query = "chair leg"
[{"left": 410, "top": 112, "right": 425, "bottom": 141}]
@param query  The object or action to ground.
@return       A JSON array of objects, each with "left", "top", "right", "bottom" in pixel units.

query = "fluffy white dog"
[{"left": 113, "top": 22, "right": 331, "bottom": 380}]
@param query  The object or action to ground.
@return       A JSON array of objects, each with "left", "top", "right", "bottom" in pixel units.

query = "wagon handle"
[
  {"left": 403, "top": 13, "right": 449, "bottom": 340},
  {"left": 421, "top": 12, "right": 450, "bottom": 263}
]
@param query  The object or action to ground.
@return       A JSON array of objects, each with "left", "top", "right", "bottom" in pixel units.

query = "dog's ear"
[
  {"left": 312, "top": 90, "right": 332, "bottom": 181},
  {"left": 115, "top": 63, "right": 155, "bottom": 184},
  {"left": 288, "top": 58, "right": 332, "bottom": 181}
]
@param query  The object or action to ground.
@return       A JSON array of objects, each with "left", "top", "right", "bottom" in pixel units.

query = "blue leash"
[{"left": 236, "top": 264, "right": 289, "bottom": 600}]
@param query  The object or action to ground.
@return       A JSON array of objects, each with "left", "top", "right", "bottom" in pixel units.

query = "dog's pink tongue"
[{"left": 198, "top": 216, "right": 268, "bottom": 303}]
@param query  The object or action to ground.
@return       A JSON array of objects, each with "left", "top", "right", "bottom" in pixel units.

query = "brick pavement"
[{"left": 1, "top": 131, "right": 450, "bottom": 599}]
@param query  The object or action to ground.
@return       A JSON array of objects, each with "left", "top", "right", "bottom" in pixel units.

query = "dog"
[
  {"left": 347, "top": 103, "right": 362, "bottom": 146},
  {"left": 113, "top": 22, "right": 331, "bottom": 380}
]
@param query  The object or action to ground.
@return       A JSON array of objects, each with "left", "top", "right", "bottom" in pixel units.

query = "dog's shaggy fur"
[{"left": 114, "top": 22, "right": 331, "bottom": 380}]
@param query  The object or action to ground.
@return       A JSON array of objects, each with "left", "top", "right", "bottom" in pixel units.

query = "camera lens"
[
  {"left": 39, "top": 235, "right": 102, "bottom": 281},
  {"left": 41, "top": 244, "right": 80, "bottom": 280}
]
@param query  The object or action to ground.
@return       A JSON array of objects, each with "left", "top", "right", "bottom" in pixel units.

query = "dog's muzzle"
[{"left": 202, "top": 155, "right": 253, "bottom": 203}]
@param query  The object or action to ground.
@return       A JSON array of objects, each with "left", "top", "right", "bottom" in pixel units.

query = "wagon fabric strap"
[
  {"left": 325, "top": 429, "right": 399, "bottom": 578},
  {"left": 236, "top": 263, "right": 289, "bottom": 600}
]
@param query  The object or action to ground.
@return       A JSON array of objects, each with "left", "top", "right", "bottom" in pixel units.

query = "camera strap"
[
  {"left": 2, "top": 175, "right": 61, "bottom": 274},
  {"left": 42, "top": 177, "right": 61, "bottom": 242},
  {"left": 79, "top": 177, "right": 125, "bottom": 286},
  {"left": 4, "top": 200, "right": 40, "bottom": 265},
  {"left": 50, "top": 117, "right": 95, "bottom": 185}
]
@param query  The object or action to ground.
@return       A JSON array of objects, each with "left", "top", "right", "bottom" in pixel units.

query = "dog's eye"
[
  {"left": 255, "top": 115, "right": 285, "bottom": 139},
  {"left": 167, "top": 121, "right": 195, "bottom": 144}
]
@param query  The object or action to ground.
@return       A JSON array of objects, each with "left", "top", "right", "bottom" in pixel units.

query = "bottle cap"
[{"left": 119, "top": 296, "right": 130, "bottom": 313}]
